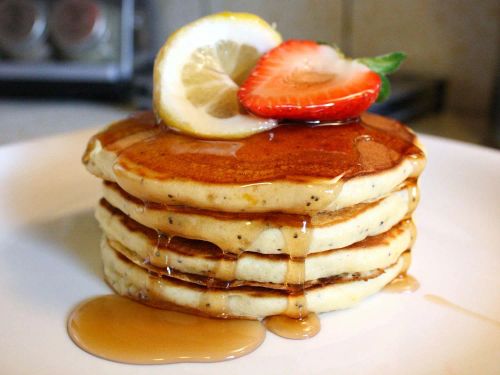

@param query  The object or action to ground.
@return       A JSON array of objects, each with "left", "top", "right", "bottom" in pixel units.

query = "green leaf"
[
  {"left": 377, "top": 74, "right": 391, "bottom": 103},
  {"left": 357, "top": 52, "right": 406, "bottom": 75},
  {"left": 356, "top": 51, "right": 406, "bottom": 103}
]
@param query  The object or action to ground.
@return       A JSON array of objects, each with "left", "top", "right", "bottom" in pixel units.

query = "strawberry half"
[{"left": 238, "top": 40, "right": 381, "bottom": 121}]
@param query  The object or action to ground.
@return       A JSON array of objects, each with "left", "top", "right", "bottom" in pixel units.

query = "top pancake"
[{"left": 83, "top": 112, "right": 425, "bottom": 213}]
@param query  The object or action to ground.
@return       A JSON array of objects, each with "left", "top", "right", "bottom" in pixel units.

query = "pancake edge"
[{"left": 102, "top": 237, "right": 407, "bottom": 319}]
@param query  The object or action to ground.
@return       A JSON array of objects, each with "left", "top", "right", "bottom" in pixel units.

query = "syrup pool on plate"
[
  {"left": 67, "top": 295, "right": 266, "bottom": 365},
  {"left": 67, "top": 295, "right": 328, "bottom": 364}
]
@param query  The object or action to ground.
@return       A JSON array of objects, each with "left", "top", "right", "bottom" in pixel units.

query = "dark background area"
[{"left": 0, "top": 0, "right": 498, "bottom": 148}]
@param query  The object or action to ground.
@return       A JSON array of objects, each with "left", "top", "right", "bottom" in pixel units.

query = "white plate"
[{"left": 0, "top": 129, "right": 499, "bottom": 375}]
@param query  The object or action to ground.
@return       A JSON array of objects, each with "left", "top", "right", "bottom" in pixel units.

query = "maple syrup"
[
  {"left": 68, "top": 295, "right": 266, "bottom": 364},
  {"left": 264, "top": 313, "right": 320, "bottom": 339},
  {"left": 383, "top": 274, "right": 420, "bottom": 293},
  {"left": 424, "top": 295, "right": 500, "bottom": 328},
  {"left": 78, "top": 112, "right": 426, "bottom": 364},
  {"left": 100, "top": 112, "right": 422, "bottom": 184}
]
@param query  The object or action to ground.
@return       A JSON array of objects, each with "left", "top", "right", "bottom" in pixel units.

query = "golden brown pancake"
[
  {"left": 83, "top": 111, "right": 424, "bottom": 319},
  {"left": 96, "top": 200, "right": 415, "bottom": 288},
  {"left": 83, "top": 112, "right": 425, "bottom": 214},
  {"left": 102, "top": 237, "right": 410, "bottom": 319},
  {"left": 101, "top": 180, "right": 418, "bottom": 255},
  {"left": 96, "top": 198, "right": 415, "bottom": 285}
]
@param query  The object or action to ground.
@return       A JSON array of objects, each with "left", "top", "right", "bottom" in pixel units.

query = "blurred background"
[{"left": 0, "top": 0, "right": 498, "bottom": 148}]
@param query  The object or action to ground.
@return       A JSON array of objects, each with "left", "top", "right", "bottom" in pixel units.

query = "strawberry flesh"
[{"left": 238, "top": 40, "right": 381, "bottom": 121}]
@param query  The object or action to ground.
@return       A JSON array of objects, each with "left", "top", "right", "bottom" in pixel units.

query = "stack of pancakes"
[{"left": 83, "top": 111, "right": 425, "bottom": 319}]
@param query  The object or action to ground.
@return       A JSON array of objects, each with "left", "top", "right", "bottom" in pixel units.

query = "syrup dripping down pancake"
[
  {"left": 102, "top": 181, "right": 418, "bottom": 255},
  {"left": 96, "top": 199, "right": 415, "bottom": 285},
  {"left": 102, "top": 237, "right": 409, "bottom": 319},
  {"left": 83, "top": 112, "right": 425, "bottom": 214}
]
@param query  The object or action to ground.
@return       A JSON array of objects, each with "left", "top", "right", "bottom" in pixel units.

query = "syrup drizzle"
[
  {"left": 282, "top": 220, "right": 311, "bottom": 317},
  {"left": 102, "top": 181, "right": 418, "bottom": 319},
  {"left": 152, "top": 231, "right": 172, "bottom": 272},
  {"left": 104, "top": 179, "right": 418, "bottom": 259},
  {"left": 406, "top": 179, "right": 420, "bottom": 215},
  {"left": 99, "top": 199, "right": 415, "bottom": 288},
  {"left": 424, "top": 295, "right": 500, "bottom": 328}
]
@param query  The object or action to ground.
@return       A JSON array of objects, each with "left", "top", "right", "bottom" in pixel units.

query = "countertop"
[{"left": 0, "top": 100, "right": 130, "bottom": 146}]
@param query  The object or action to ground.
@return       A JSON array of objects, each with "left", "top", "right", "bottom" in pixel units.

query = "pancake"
[
  {"left": 84, "top": 111, "right": 425, "bottom": 214},
  {"left": 102, "top": 237, "right": 409, "bottom": 319},
  {"left": 83, "top": 109, "right": 425, "bottom": 320},
  {"left": 102, "top": 181, "right": 418, "bottom": 255},
  {"left": 96, "top": 199, "right": 415, "bottom": 285}
]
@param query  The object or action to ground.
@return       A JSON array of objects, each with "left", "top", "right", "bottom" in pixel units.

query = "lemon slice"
[{"left": 153, "top": 12, "right": 282, "bottom": 139}]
